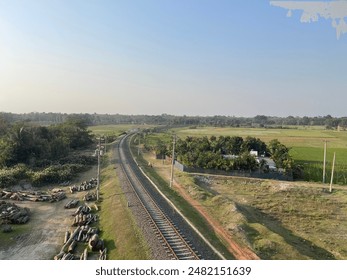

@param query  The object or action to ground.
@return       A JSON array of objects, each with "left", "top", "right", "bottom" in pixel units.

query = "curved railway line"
[{"left": 118, "top": 134, "right": 202, "bottom": 260}]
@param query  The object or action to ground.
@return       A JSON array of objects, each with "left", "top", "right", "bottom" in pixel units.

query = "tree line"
[{"left": 1, "top": 112, "right": 347, "bottom": 129}]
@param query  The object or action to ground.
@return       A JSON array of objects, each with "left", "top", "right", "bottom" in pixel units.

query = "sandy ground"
[
  {"left": 0, "top": 166, "right": 97, "bottom": 260},
  {"left": 0, "top": 199, "right": 73, "bottom": 260}
]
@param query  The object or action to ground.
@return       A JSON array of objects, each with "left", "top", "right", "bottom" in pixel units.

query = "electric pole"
[
  {"left": 323, "top": 140, "right": 327, "bottom": 184},
  {"left": 138, "top": 136, "right": 140, "bottom": 156},
  {"left": 329, "top": 152, "right": 336, "bottom": 193},
  {"left": 169, "top": 134, "right": 176, "bottom": 188},
  {"left": 96, "top": 137, "right": 101, "bottom": 201}
]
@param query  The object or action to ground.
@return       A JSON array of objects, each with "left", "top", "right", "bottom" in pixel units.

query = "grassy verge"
[{"left": 97, "top": 142, "right": 150, "bottom": 260}]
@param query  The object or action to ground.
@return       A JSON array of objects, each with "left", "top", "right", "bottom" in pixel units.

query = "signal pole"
[{"left": 169, "top": 135, "right": 176, "bottom": 188}]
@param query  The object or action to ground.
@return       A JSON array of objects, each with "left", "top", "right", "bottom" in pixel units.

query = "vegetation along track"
[{"left": 118, "top": 134, "right": 219, "bottom": 260}]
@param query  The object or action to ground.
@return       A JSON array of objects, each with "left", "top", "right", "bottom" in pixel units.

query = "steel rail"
[{"left": 117, "top": 135, "right": 200, "bottom": 260}]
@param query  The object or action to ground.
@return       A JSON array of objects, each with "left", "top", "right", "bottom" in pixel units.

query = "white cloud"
[{"left": 270, "top": 0, "right": 347, "bottom": 39}]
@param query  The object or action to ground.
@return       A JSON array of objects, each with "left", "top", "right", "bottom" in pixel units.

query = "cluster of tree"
[
  {"left": 0, "top": 116, "right": 94, "bottom": 168},
  {"left": 2, "top": 112, "right": 347, "bottom": 129},
  {"left": 166, "top": 136, "right": 294, "bottom": 172}
]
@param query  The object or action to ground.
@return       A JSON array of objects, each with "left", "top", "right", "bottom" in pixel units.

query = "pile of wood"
[
  {"left": 72, "top": 204, "right": 98, "bottom": 226},
  {"left": 0, "top": 189, "right": 66, "bottom": 203},
  {"left": 99, "top": 248, "right": 107, "bottom": 260},
  {"left": 64, "top": 199, "right": 79, "bottom": 209},
  {"left": 69, "top": 178, "right": 97, "bottom": 193},
  {"left": 83, "top": 191, "right": 97, "bottom": 201},
  {"left": 54, "top": 252, "right": 77, "bottom": 260},
  {"left": 54, "top": 225, "right": 104, "bottom": 260},
  {"left": 72, "top": 213, "right": 98, "bottom": 226},
  {"left": 88, "top": 233, "right": 105, "bottom": 252},
  {"left": 74, "top": 225, "right": 99, "bottom": 243},
  {"left": 0, "top": 201, "right": 30, "bottom": 224},
  {"left": 73, "top": 204, "right": 92, "bottom": 215}
]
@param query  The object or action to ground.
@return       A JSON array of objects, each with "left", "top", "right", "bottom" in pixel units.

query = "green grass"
[{"left": 97, "top": 143, "right": 150, "bottom": 260}]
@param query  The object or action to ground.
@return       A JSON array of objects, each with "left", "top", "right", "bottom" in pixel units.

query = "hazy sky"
[{"left": 1, "top": 0, "right": 346, "bottom": 117}]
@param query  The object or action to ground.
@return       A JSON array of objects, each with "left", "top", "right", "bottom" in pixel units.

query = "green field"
[
  {"left": 89, "top": 124, "right": 155, "bottom": 137},
  {"left": 163, "top": 126, "right": 347, "bottom": 185},
  {"left": 89, "top": 125, "right": 347, "bottom": 259}
]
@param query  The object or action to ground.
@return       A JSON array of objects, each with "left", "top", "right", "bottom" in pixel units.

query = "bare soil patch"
[{"left": 0, "top": 166, "right": 97, "bottom": 260}]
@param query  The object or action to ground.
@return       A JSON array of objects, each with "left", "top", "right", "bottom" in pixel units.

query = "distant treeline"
[{"left": 1, "top": 112, "right": 347, "bottom": 128}]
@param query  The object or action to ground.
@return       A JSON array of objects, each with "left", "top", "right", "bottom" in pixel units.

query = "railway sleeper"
[
  {"left": 175, "top": 252, "right": 195, "bottom": 258},
  {"left": 163, "top": 232, "right": 181, "bottom": 237},
  {"left": 164, "top": 237, "right": 182, "bottom": 243},
  {"left": 178, "top": 256, "right": 197, "bottom": 260}
]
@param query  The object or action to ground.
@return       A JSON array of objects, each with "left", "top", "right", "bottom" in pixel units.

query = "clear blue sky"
[{"left": 0, "top": 0, "right": 346, "bottom": 117}]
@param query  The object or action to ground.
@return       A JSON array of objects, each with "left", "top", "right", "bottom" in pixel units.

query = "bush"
[
  {"left": 0, "top": 164, "right": 29, "bottom": 188},
  {"left": 30, "top": 164, "right": 86, "bottom": 186}
]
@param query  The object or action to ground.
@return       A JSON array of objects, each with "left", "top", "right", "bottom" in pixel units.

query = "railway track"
[{"left": 118, "top": 134, "right": 200, "bottom": 260}]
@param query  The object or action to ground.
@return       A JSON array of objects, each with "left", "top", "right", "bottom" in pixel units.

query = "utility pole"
[
  {"left": 329, "top": 152, "right": 336, "bottom": 193},
  {"left": 96, "top": 137, "right": 101, "bottom": 201},
  {"left": 169, "top": 134, "right": 176, "bottom": 188},
  {"left": 138, "top": 136, "right": 140, "bottom": 156},
  {"left": 104, "top": 136, "right": 107, "bottom": 153},
  {"left": 323, "top": 140, "right": 327, "bottom": 184}
]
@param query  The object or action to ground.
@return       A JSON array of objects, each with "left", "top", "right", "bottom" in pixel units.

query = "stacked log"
[
  {"left": 50, "top": 190, "right": 66, "bottom": 202},
  {"left": 72, "top": 213, "right": 98, "bottom": 226},
  {"left": 69, "top": 178, "right": 97, "bottom": 193},
  {"left": 54, "top": 226, "right": 103, "bottom": 260},
  {"left": 73, "top": 204, "right": 92, "bottom": 216},
  {"left": 0, "top": 201, "right": 30, "bottom": 224},
  {"left": 99, "top": 248, "right": 107, "bottom": 260},
  {"left": 68, "top": 240, "right": 78, "bottom": 253},
  {"left": 60, "top": 253, "right": 75, "bottom": 260},
  {"left": 88, "top": 234, "right": 104, "bottom": 251},
  {"left": 64, "top": 199, "right": 79, "bottom": 209},
  {"left": 83, "top": 191, "right": 97, "bottom": 201},
  {"left": 64, "top": 231, "right": 71, "bottom": 244},
  {"left": 0, "top": 189, "right": 66, "bottom": 203},
  {"left": 80, "top": 248, "right": 88, "bottom": 260}
]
